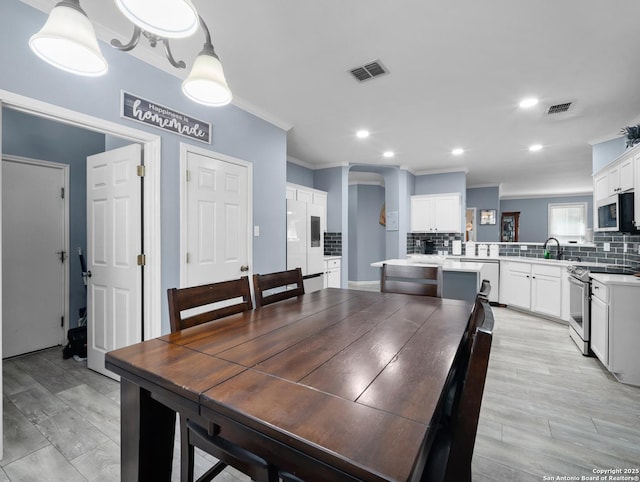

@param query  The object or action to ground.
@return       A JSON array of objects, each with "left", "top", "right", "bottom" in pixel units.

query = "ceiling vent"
[
  {"left": 547, "top": 102, "right": 573, "bottom": 115},
  {"left": 349, "top": 60, "right": 389, "bottom": 82}
]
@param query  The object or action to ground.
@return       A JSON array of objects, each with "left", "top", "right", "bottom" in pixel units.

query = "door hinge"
[
  {"left": 186, "top": 252, "right": 191, "bottom": 263},
  {"left": 186, "top": 170, "right": 191, "bottom": 182},
  {"left": 60, "top": 187, "right": 65, "bottom": 199},
  {"left": 137, "top": 165, "right": 145, "bottom": 177},
  {"left": 60, "top": 316, "right": 64, "bottom": 327},
  {"left": 137, "top": 254, "right": 146, "bottom": 266}
]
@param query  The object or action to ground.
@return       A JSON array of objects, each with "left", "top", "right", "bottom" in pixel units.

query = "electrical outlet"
[
  {"left": 520, "top": 245, "right": 528, "bottom": 251},
  {"left": 603, "top": 242, "right": 610, "bottom": 252},
  {"left": 623, "top": 243, "right": 628, "bottom": 253},
  {"left": 416, "top": 240, "right": 421, "bottom": 247},
  {"left": 443, "top": 240, "right": 449, "bottom": 247},
  {"left": 254, "top": 226, "right": 260, "bottom": 237}
]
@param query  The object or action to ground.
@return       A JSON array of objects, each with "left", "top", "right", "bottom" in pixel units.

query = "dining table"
[{"left": 105, "top": 288, "right": 473, "bottom": 482}]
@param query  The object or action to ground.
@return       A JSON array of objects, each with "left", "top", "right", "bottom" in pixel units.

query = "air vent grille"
[
  {"left": 547, "top": 102, "right": 572, "bottom": 115},
  {"left": 349, "top": 60, "right": 389, "bottom": 82}
]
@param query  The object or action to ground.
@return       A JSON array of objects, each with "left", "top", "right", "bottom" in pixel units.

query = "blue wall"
[
  {"left": 1, "top": 0, "right": 287, "bottom": 334},
  {"left": 592, "top": 137, "right": 626, "bottom": 174},
  {"left": 466, "top": 186, "right": 500, "bottom": 242},
  {"left": 500, "top": 196, "right": 593, "bottom": 243},
  {"left": 348, "top": 184, "right": 386, "bottom": 281},
  {"left": 286, "top": 161, "right": 314, "bottom": 188},
  {"left": 2, "top": 108, "right": 106, "bottom": 329}
]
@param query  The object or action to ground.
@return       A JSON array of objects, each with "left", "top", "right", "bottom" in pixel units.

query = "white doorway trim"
[
  {"left": 2, "top": 154, "right": 70, "bottom": 346},
  {"left": 0, "top": 89, "right": 163, "bottom": 341},
  {"left": 179, "top": 142, "right": 253, "bottom": 288},
  {"left": 466, "top": 207, "right": 477, "bottom": 242}
]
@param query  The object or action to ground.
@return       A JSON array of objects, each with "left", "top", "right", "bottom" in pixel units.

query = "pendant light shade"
[
  {"left": 115, "top": 0, "right": 199, "bottom": 39},
  {"left": 182, "top": 46, "right": 232, "bottom": 107},
  {"left": 29, "top": 0, "right": 108, "bottom": 76}
]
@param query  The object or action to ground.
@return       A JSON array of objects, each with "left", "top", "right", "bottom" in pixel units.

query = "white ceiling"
[{"left": 24, "top": 0, "right": 640, "bottom": 197}]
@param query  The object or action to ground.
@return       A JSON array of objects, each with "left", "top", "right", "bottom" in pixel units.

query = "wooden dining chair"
[
  {"left": 478, "top": 278, "right": 491, "bottom": 301},
  {"left": 442, "top": 283, "right": 490, "bottom": 418},
  {"left": 167, "top": 277, "right": 253, "bottom": 332},
  {"left": 422, "top": 299, "right": 495, "bottom": 482},
  {"left": 167, "top": 278, "right": 277, "bottom": 482},
  {"left": 381, "top": 263, "right": 441, "bottom": 297},
  {"left": 252, "top": 268, "right": 305, "bottom": 307}
]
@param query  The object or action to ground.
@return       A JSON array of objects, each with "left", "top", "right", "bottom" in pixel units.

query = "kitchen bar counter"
[
  {"left": 371, "top": 256, "right": 483, "bottom": 273},
  {"left": 370, "top": 257, "right": 482, "bottom": 301}
]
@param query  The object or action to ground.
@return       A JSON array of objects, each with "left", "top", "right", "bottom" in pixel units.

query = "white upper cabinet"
[
  {"left": 593, "top": 149, "right": 636, "bottom": 203},
  {"left": 410, "top": 193, "right": 461, "bottom": 233}
]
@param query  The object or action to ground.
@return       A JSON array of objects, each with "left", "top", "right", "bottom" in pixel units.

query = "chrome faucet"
[{"left": 543, "top": 237, "right": 563, "bottom": 260}]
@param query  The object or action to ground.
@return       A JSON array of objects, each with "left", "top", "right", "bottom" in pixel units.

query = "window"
[{"left": 548, "top": 202, "right": 587, "bottom": 243}]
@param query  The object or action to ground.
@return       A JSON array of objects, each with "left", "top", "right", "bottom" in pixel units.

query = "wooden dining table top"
[{"left": 106, "top": 288, "right": 473, "bottom": 482}]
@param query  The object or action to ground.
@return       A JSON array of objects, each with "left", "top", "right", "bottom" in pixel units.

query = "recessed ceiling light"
[
  {"left": 519, "top": 97, "right": 539, "bottom": 108},
  {"left": 383, "top": 151, "right": 394, "bottom": 158},
  {"left": 529, "top": 144, "right": 543, "bottom": 152},
  {"left": 452, "top": 148, "right": 464, "bottom": 156},
  {"left": 356, "top": 130, "right": 370, "bottom": 139}
]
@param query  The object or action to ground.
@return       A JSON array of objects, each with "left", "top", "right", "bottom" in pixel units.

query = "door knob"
[
  {"left": 86, "top": 270, "right": 92, "bottom": 278},
  {"left": 240, "top": 265, "right": 249, "bottom": 272}
]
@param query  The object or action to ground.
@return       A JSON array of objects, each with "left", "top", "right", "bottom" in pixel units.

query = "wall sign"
[{"left": 121, "top": 91, "right": 211, "bottom": 144}]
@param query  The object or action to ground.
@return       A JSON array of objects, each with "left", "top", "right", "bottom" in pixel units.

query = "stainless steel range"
[{"left": 566, "top": 265, "right": 591, "bottom": 355}]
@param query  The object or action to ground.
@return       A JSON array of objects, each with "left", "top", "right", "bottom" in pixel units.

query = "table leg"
[{"left": 121, "top": 378, "right": 176, "bottom": 481}]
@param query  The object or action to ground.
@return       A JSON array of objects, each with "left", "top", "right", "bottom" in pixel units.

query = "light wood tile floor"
[{"left": 2, "top": 305, "right": 640, "bottom": 481}]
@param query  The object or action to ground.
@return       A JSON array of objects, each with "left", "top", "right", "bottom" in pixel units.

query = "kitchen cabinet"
[
  {"left": 593, "top": 172, "right": 608, "bottom": 203},
  {"left": 590, "top": 279, "right": 608, "bottom": 366},
  {"left": 500, "top": 260, "right": 563, "bottom": 319},
  {"left": 324, "top": 257, "right": 341, "bottom": 288},
  {"left": 593, "top": 152, "right": 635, "bottom": 203},
  {"left": 589, "top": 274, "right": 640, "bottom": 386},
  {"left": 410, "top": 193, "right": 461, "bottom": 233},
  {"left": 460, "top": 258, "right": 499, "bottom": 303}
]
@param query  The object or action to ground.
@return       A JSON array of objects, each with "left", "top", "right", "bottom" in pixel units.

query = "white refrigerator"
[{"left": 287, "top": 199, "right": 325, "bottom": 292}]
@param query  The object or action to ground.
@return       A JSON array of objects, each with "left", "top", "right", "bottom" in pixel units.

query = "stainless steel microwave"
[{"left": 596, "top": 192, "right": 637, "bottom": 232}]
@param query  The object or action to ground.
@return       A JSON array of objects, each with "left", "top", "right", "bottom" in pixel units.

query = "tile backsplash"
[
  {"left": 324, "top": 232, "right": 342, "bottom": 256},
  {"left": 406, "top": 231, "right": 640, "bottom": 273}
]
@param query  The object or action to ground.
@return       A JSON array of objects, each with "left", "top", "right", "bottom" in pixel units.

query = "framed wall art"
[{"left": 479, "top": 209, "right": 496, "bottom": 225}]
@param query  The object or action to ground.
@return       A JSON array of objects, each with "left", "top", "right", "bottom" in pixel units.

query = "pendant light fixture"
[
  {"left": 114, "top": 0, "right": 199, "bottom": 39},
  {"left": 182, "top": 18, "right": 232, "bottom": 107},
  {"left": 29, "top": 0, "right": 233, "bottom": 107},
  {"left": 29, "top": 0, "right": 108, "bottom": 76}
]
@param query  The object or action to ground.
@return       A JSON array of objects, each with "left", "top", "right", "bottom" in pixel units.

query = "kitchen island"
[{"left": 371, "top": 256, "right": 483, "bottom": 301}]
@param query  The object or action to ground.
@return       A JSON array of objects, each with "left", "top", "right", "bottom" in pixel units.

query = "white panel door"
[
  {"left": 87, "top": 144, "right": 141, "bottom": 379},
  {"left": 185, "top": 151, "right": 250, "bottom": 287},
  {"left": 2, "top": 159, "right": 66, "bottom": 358}
]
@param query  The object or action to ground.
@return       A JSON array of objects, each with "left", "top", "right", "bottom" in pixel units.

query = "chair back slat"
[
  {"left": 253, "top": 268, "right": 305, "bottom": 307},
  {"left": 381, "top": 264, "right": 440, "bottom": 297},
  {"left": 167, "top": 277, "right": 253, "bottom": 333}
]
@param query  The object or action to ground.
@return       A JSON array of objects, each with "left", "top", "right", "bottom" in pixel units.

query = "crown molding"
[
  {"left": 500, "top": 190, "right": 592, "bottom": 200},
  {"left": 413, "top": 167, "right": 469, "bottom": 177},
  {"left": 286, "top": 156, "right": 314, "bottom": 169}
]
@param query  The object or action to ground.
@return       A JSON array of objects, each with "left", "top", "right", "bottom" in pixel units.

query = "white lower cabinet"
[
  {"left": 590, "top": 290, "right": 608, "bottom": 366},
  {"left": 500, "top": 260, "right": 563, "bottom": 319},
  {"left": 324, "top": 257, "right": 341, "bottom": 288},
  {"left": 588, "top": 276, "right": 640, "bottom": 387}
]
